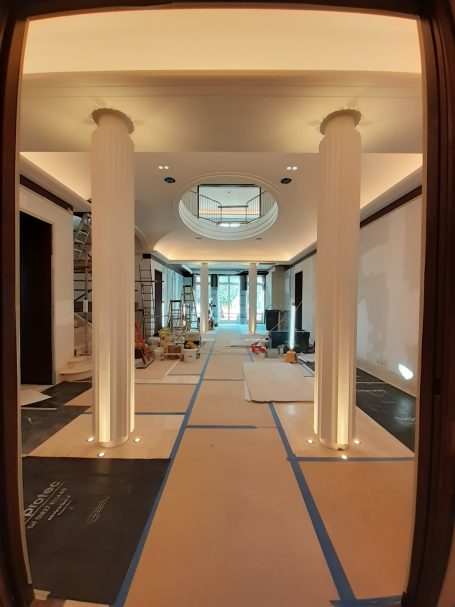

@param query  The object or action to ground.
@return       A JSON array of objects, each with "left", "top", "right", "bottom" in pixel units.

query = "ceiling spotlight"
[
  {"left": 87, "top": 436, "right": 95, "bottom": 443},
  {"left": 98, "top": 451, "right": 106, "bottom": 458},
  {"left": 286, "top": 166, "right": 299, "bottom": 171},
  {"left": 353, "top": 438, "right": 361, "bottom": 445},
  {"left": 341, "top": 454, "right": 348, "bottom": 460},
  {"left": 306, "top": 438, "right": 315, "bottom": 445},
  {"left": 195, "top": 237, "right": 203, "bottom": 240},
  {"left": 256, "top": 237, "right": 262, "bottom": 241},
  {"left": 164, "top": 177, "right": 176, "bottom": 184},
  {"left": 158, "top": 165, "right": 170, "bottom": 170},
  {"left": 281, "top": 177, "right": 292, "bottom": 185},
  {"left": 134, "top": 436, "right": 141, "bottom": 443}
]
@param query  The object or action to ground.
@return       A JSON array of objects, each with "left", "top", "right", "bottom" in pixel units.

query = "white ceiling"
[{"left": 20, "top": 8, "right": 423, "bottom": 265}]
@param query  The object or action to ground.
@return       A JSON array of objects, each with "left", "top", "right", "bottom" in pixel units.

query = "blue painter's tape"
[
  {"left": 331, "top": 595, "right": 402, "bottom": 606},
  {"left": 269, "top": 402, "right": 355, "bottom": 603},
  {"left": 186, "top": 424, "right": 257, "bottom": 429},
  {"left": 113, "top": 340, "right": 216, "bottom": 607}
]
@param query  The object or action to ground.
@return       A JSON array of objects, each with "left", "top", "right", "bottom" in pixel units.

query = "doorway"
[
  {"left": 20, "top": 211, "right": 53, "bottom": 385},
  {"left": 294, "top": 271, "right": 303, "bottom": 332},
  {"left": 154, "top": 269, "right": 163, "bottom": 333},
  {"left": 218, "top": 275, "right": 241, "bottom": 322}
]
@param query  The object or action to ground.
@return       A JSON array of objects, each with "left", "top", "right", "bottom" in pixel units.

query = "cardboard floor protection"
[
  {"left": 135, "top": 359, "right": 178, "bottom": 380},
  {"left": 205, "top": 354, "right": 250, "bottom": 380},
  {"left": 275, "top": 404, "right": 414, "bottom": 459},
  {"left": 124, "top": 428, "right": 338, "bottom": 607},
  {"left": 243, "top": 362, "right": 314, "bottom": 402},
  {"left": 23, "top": 456, "right": 169, "bottom": 604},
  {"left": 168, "top": 353, "right": 208, "bottom": 375},
  {"left": 66, "top": 384, "right": 195, "bottom": 413},
  {"left": 301, "top": 459, "right": 414, "bottom": 598},
  {"left": 22, "top": 382, "right": 92, "bottom": 411},
  {"left": 189, "top": 380, "right": 274, "bottom": 427},
  {"left": 30, "top": 414, "right": 183, "bottom": 459},
  {"left": 20, "top": 389, "right": 51, "bottom": 407}
]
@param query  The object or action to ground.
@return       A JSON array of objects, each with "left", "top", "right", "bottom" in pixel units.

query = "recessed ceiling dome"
[{"left": 179, "top": 182, "right": 278, "bottom": 240}]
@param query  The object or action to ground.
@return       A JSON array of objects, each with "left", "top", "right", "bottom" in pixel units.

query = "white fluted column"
[
  {"left": 314, "top": 109, "right": 361, "bottom": 450},
  {"left": 248, "top": 263, "right": 257, "bottom": 334},
  {"left": 91, "top": 109, "right": 135, "bottom": 447},
  {"left": 200, "top": 263, "right": 209, "bottom": 334}
]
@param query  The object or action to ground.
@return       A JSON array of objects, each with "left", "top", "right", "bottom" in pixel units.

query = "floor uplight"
[
  {"left": 306, "top": 438, "right": 315, "bottom": 445},
  {"left": 353, "top": 438, "right": 361, "bottom": 445},
  {"left": 134, "top": 436, "right": 142, "bottom": 443},
  {"left": 98, "top": 451, "right": 106, "bottom": 458},
  {"left": 341, "top": 454, "right": 348, "bottom": 460},
  {"left": 87, "top": 436, "right": 95, "bottom": 443}
]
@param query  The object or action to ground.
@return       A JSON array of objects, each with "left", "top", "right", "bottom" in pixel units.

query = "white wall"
[
  {"left": 357, "top": 197, "right": 422, "bottom": 394},
  {"left": 19, "top": 186, "right": 74, "bottom": 377}
]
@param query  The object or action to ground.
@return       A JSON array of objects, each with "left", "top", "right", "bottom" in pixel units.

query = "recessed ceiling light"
[
  {"left": 281, "top": 177, "right": 292, "bottom": 184},
  {"left": 164, "top": 177, "right": 176, "bottom": 184},
  {"left": 256, "top": 237, "right": 262, "bottom": 241},
  {"left": 158, "top": 165, "right": 170, "bottom": 170},
  {"left": 286, "top": 165, "right": 299, "bottom": 171},
  {"left": 195, "top": 237, "right": 203, "bottom": 240}
]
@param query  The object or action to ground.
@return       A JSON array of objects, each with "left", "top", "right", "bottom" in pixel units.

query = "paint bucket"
[
  {"left": 153, "top": 346, "right": 164, "bottom": 360},
  {"left": 183, "top": 348, "right": 197, "bottom": 362}
]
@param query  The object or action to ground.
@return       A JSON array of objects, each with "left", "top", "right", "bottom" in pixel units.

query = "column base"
[
  {"left": 98, "top": 434, "right": 129, "bottom": 449},
  {"left": 319, "top": 437, "right": 350, "bottom": 451}
]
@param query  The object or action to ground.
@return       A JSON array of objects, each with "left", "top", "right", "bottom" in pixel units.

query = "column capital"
[
  {"left": 92, "top": 108, "right": 134, "bottom": 134},
  {"left": 320, "top": 109, "right": 361, "bottom": 135}
]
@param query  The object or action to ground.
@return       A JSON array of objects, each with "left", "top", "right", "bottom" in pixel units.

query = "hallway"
[{"left": 25, "top": 326, "right": 415, "bottom": 607}]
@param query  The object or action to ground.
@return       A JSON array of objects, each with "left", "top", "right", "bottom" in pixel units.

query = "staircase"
[{"left": 59, "top": 213, "right": 93, "bottom": 380}]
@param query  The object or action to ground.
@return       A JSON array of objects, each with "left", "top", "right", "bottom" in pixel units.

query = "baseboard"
[{"left": 356, "top": 356, "right": 417, "bottom": 397}]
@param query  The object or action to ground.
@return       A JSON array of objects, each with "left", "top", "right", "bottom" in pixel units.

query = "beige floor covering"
[
  {"left": 243, "top": 362, "right": 314, "bottom": 402},
  {"left": 301, "top": 460, "right": 414, "bottom": 598},
  {"left": 275, "top": 403, "right": 414, "bottom": 458},
  {"left": 205, "top": 353, "right": 251, "bottom": 380},
  {"left": 135, "top": 359, "right": 178, "bottom": 379},
  {"left": 124, "top": 428, "right": 338, "bottom": 607},
  {"left": 20, "top": 389, "right": 51, "bottom": 407},
  {"left": 189, "top": 380, "right": 275, "bottom": 427},
  {"left": 168, "top": 353, "right": 208, "bottom": 375},
  {"left": 29, "top": 414, "right": 183, "bottom": 459},
  {"left": 65, "top": 384, "right": 194, "bottom": 413}
]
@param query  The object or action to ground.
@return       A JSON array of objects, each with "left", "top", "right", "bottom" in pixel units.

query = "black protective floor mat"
[
  {"left": 299, "top": 363, "right": 415, "bottom": 450},
  {"left": 23, "top": 456, "right": 169, "bottom": 604},
  {"left": 23, "top": 382, "right": 92, "bottom": 410},
  {"left": 356, "top": 384, "right": 415, "bottom": 451},
  {"left": 21, "top": 407, "right": 89, "bottom": 454}
]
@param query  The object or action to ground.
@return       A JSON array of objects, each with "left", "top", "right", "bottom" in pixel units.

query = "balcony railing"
[{"left": 181, "top": 190, "right": 276, "bottom": 225}]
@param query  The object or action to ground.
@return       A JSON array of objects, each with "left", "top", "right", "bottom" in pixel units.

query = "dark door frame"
[{"left": 0, "top": 2, "right": 453, "bottom": 606}]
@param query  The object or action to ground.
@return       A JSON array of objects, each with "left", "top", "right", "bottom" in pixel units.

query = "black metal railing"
[{"left": 181, "top": 190, "right": 276, "bottom": 225}]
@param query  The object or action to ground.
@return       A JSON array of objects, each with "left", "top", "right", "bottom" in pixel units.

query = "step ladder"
[
  {"left": 73, "top": 213, "right": 91, "bottom": 260},
  {"left": 167, "top": 299, "right": 185, "bottom": 344},
  {"left": 138, "top": 261, "right": 156, "bottom": 340},
  {"left": 135, "top": 320, "right": 151, "bottom": 365},
  {"left": 181, "top": 285, "right": 201, "bottom": 344}
]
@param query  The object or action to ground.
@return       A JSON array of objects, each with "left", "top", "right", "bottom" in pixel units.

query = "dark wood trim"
[
  {"left": 402, "top": 0, "right": 455, "bottom": 605},
  {"left": 0, "top": 7, "right": 34, "bottom": 607},
  {"left": 142, "top": 252, "right": 186, "bottom": 276},
  {"left": 288, "top": 247, "right": 317, "bottom": 269},
  {"left": 15, "top": 0, "right": 421, "bottom": 20},
  {"left": 0, "top": 2, "right": 454, "bottom": 607},
  {"left": 289, "top": 185, "right": 423, "bottom": 269},
  {"left": 19, "top": 175, "right": 74, "bottom": 213},
  {"left": 360, "top": 185, "right": 422, "bottom": 228}
]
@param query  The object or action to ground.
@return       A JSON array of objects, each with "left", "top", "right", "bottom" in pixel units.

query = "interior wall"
[
  {"left": 438, "top": 530, "right": 455, "bottom": 607},
  {"left": 286, "top": 255, "right": 317, "bottom": 343},
  {"left": 19, "top": 185, "right": 74, "bottom": 377},
  {"left": 357, "top": 197, "right": 422, "bottom": 395}
]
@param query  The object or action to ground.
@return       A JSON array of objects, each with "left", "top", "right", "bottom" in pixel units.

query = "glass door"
[{"left": 218, "top": 275, "right": 240, "bottom": 322}]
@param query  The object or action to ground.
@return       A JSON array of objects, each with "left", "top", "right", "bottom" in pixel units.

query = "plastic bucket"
[
  {"left": 183, "top": 348, "right": 197, "bottom": 362},
  {"left": 153, "top": 346, "right": 164, "bottom": 360}
]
